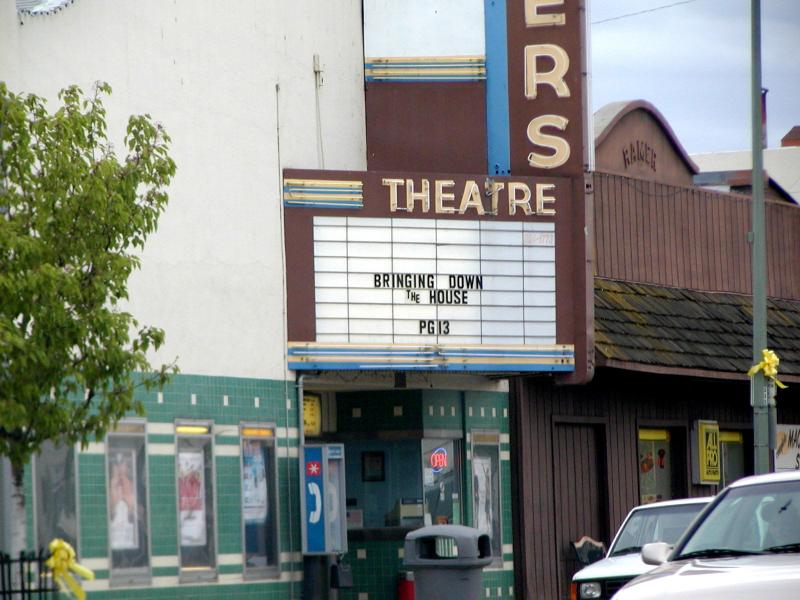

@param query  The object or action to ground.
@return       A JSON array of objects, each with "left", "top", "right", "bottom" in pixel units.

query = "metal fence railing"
[{"left": 0, "top": 551, "right": 57, "bottom": 599}]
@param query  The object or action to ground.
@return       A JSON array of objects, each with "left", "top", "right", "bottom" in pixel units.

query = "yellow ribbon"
[
  {"left": 45, "top": 539, "right": 95, "bottom": 600},
  {"left": 747, "top": 348, "right": 788, "bottom": 389}
]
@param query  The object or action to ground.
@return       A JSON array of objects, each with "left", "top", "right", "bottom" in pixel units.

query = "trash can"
[{"left": 403, "top": 525, "right": 492, "bottom": 600}]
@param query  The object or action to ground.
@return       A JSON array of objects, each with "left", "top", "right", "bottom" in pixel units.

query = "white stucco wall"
[{"left": 1, "top": 0, "right": 367, "bottom": 380}]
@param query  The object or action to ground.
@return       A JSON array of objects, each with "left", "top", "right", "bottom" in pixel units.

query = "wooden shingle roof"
[{"left": 595, "top": 278, "right": 800, "bottom": 378}]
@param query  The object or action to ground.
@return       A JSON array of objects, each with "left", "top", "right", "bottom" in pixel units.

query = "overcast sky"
[{"left": 589, "top": 0, "right": 800, "bottom": 155}]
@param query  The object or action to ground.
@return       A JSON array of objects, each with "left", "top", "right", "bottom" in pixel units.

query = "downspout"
[
  {"left": 297, "top": 374, "right": 306, "bottom": 448},
  {"left": 461, "top": 391, "right": 469, "bottom": 526}
]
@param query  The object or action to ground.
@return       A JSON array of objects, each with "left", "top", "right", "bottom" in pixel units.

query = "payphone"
[{"left": 301, "top": 444, "right": 347, "bottom": 555}]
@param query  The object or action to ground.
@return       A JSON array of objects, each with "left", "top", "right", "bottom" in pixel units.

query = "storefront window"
[
  {"left": 720, "top": 431, "right": 745, "bottom": 488},
  {"left": 240, "top": 424, "right": 278, "bottom": 579},
  {"left": 345, "top": 440, "right": 423, "bottom": 530},
  {"left": 106, "top": 421, "right": 150, "bottom": 586},
  {"left": 471, "top": 431, "right": 502, "bottom": 564},
  {"left": 638, "top": 428, "right": 672, "bottom": 504},
  {"left": 421, "top": 439, "right": 462, "bottom": 526},
  {"left": 34, "top": 440, "right": 77, "bottom": 552},
  {"left": 176, "top": 421, "right": 216, "bottom": 582}
]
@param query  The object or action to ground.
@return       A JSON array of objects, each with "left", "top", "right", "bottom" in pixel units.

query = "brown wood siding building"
[
  {"left": 594, "top": 172, "right": 800, "bottom": 298},
  {"left": 510, "top": 370, "right": 800, "bottom": 600},
  {"left": 511, "top": 100, "right": 800, "bottom": 600}
]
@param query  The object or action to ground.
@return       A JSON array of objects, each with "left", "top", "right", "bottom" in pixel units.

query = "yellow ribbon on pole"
[
  {"left": 748, "top": 348, "right": 788, "bottom": 389},
  {"left": 45, "top": 539, "right": 95, "bottom": 600}
]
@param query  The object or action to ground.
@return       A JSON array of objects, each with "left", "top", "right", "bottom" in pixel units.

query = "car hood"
[
  {"left": 572, "top": 553, "right": 652, "bottom": 582},
  {"left": 615, "top": 554, "right": 800, "bottom": 599}
]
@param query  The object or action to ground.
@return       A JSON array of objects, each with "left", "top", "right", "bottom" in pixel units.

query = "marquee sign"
[
  {"left": 284, "top": 169, "right": 576, "bottom": 373},
  {"left": 283, "top": 0, "right": 592, "bottom": 379}
]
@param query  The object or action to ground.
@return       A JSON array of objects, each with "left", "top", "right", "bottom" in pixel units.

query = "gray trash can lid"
[{"left": 403, "top": 524, "right": 492, "bottom": 567}]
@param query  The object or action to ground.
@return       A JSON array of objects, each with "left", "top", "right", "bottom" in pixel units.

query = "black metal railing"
[{"left": 0, "top": 551, "right": 57, "bottom": 599}]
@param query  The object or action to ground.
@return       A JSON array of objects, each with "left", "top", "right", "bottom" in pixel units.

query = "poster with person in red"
[{"left": 178, "top": 451, "right": 206, "bottom": 546}]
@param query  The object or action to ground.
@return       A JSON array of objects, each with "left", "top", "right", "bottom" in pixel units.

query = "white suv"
[
  {"left": 616, "top": 471, "right": 800, "bottom": 599},
  {"left": 571, "top": 496, "right": 711, "bottom": 600}
]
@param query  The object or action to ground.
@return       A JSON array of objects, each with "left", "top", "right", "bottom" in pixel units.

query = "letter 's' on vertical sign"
[{"left": 507, "top": 0, "right": 588, "bottom": 177}]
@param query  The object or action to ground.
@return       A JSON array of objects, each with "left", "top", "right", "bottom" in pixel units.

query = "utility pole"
[{"left": 750, "top": 0, "right": 774, "bottom": 474}]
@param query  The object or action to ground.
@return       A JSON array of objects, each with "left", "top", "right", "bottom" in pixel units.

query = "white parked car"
[
  {"left": 615, "top": 471, "right": 800, "bottom": 599},
  {"left": 571, "top": 496, "right": 712, "bottom": 599}
]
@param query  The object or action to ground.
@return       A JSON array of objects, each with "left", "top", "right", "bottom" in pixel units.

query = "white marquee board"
[{"left": 312, "top": 216, "right": 556, "bottom": 346}]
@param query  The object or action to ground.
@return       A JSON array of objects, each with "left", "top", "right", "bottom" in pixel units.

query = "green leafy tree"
[{"left": 0, "top": 82, "right": 176, "bottom": 554}]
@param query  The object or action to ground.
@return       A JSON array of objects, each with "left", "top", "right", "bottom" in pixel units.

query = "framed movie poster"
[
  {"left": 361, "top": 451, "right": 385, "bottom": 482},
  {"left": 242, "top": 439, "right": 268, "bottom": 524},
  {"left": 108, "top": 448, "right": 139, "bottom": 551},
  {"left": 178, "top": 450, "right": 206, "bottom": 547},
  {"left": 471, "top": 430, "right": 502, "bottom": 565}
]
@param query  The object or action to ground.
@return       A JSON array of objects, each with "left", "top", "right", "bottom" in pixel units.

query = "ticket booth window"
[
  {"left": 638, "top": 429, "right": 673, "bottom": 504},
  {"left": 240, "top": 424, "right": 279, "bottom": 579}
]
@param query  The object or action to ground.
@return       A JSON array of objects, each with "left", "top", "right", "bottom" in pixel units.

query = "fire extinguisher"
[{"left": 397, "top": 570, "right": 415, "bottom": 600}]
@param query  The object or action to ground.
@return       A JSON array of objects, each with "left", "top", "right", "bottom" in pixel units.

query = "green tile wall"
[
  {"left": 337, "top": 390, "right": 424, "bottom": 431},
  {"left": 75, "top": 373, "right": 302, "bottom": 598},
  {"left": 22, "top": 374, "right": 515, "bottom": 599},
  {"left": 86, "top": 582, "right": 301, "bottom": 600},
  {"left": 336, "top": 388, "right": 515, "bottom": 600},
  {"left": 339, "top": 540, "right": 405, "bottom": 600},
  {"left": 149, "top": 455, "right": 178, "bottom": 557},
  {"left": 79, "top": 454, "right": 108, "bottom": 558},
  {"left": 216, "top": 455, "right": 242, "bottom": 554}
]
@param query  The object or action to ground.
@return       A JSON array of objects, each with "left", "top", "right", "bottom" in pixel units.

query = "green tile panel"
[
  {"left": 146, "top": 434, "right": 174, "bottom": 444},
  {"left": 86, "top": 581, "right": 301, "bottom": 600},
  {"left": 148, "top": 454, "right": 178, "bottom": 556},
  {"left": 78, "top": 454, "right": 108, "bottom": 558},
  {"left": 216, "top": 456, "right": 242, "bottom": 554}
]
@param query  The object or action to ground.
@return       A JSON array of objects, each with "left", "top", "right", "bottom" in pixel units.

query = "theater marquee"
[
  {"left": 283, "top": 170, "right": 576, "bottom": 373},
  {"left": 283, "top": 0, "right": 592, "bottom": 379}
]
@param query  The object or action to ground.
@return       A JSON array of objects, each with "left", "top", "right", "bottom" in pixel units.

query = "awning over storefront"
[{"left": 594, "top": 277, "right": 800, "bottom": 380}]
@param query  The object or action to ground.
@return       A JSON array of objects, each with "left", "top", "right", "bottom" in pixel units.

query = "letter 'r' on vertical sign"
[
  {"left": 525, "top": 0, "right": 566, "bottom": 27},
  {"left": 524, "top": 44, "right": 570, "bottom": 100}
]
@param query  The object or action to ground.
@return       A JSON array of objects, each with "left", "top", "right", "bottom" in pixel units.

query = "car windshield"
[
  {"left": 609, "top": 503, "right": 706, "bottom": 556},
  {"left": 676, "top": 480, "right": 800, "bottom": 559}
]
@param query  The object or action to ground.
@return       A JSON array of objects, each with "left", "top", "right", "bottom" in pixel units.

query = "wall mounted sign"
[
  {"left": 284, "top": 169, "right": 576, "bottom": 373},
  {"left": 691, "top": 420, "right": 720, "bottom": 485},
  {"left": 303, "top": 392, "right": 322, "bottom": 437},
  {"left": 775, "top": 424, "right": 800, "bottom": 472},
  {"left": 430, "top": 447, "right": 448, "bottom": 473}
]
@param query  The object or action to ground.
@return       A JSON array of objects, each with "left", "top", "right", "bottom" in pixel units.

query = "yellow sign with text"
[
  {"left": 303, "top": 393, "right": 322, "bottom": 438},
  {"left": 698, "top": 420, "right": 720, "bottom": 483}
]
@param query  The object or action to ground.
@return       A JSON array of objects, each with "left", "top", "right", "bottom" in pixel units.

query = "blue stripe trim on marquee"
[{"left": 288, "top": 344, "right": 575, "bottom": 373}]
